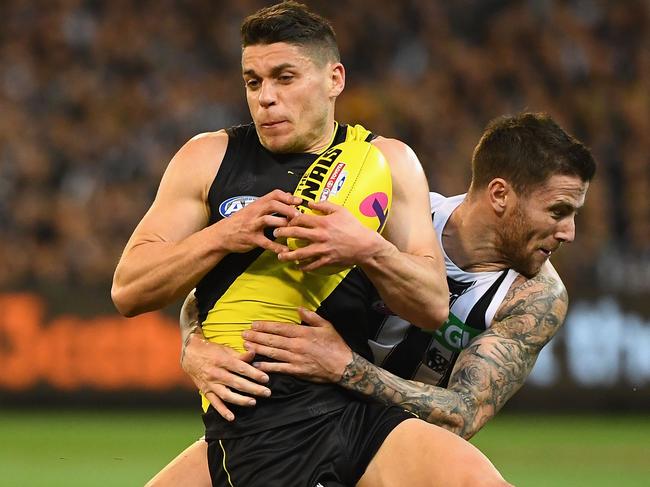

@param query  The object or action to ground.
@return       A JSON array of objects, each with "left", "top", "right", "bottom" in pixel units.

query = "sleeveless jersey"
[
  {"left": 195, "top": 122, "right": 379, "bottom": 439},
  {"left": 368, "top": 193, "right": 520, "bottom": 386}
]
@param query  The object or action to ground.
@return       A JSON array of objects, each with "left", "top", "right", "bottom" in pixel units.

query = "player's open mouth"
[{"left": 539, "top": 248, "right": 552, "bottom": 257}]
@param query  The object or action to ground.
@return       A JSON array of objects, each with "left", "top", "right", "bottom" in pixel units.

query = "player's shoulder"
[
  {"left": 166, "top": 130, "right": 229, "bottom": 176},
  {"left": 488, "top": 261, "right": 568, "bottom": 348},
  {"left": 370, "top": 136, "right": 415, "bottom": 160},
  {"left": 370, "top": 136, "right": 424, "bottom": 177},
  {"left": 518, "top": 261, "right": 566, "bottom": 299},
  {"left": 183, "top": 130, "right": 229, "bottom": 155},
  {"left": 495, "top": 261, "right": 568, "bottom": 325},
  {"left": 155, "top": 131, "right": 230, "bottom": 198}
]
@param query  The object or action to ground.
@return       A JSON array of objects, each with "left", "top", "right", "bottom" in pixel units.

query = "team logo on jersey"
[
  {"left": 425, "top": 346, "right": 451, "bottom": 374},
  {"left": 370, "top": 299, "right": 394, "bottom": 315},
  {"left": 447, "top": 276, "right": 474, "bottom": 307},
  {"left": 219, "top": 195, "right": 258, "bottom": 217}
]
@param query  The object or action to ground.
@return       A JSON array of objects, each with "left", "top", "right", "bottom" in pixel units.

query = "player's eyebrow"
[
  {"left": 243, "top": 63, "right": 297, "bottom": 78},
  {"left": 549, "top": 201, "right": 574, "bottom": 209},
  {"left": 549, "top": 201, "right": 581, "bottom": 214}
]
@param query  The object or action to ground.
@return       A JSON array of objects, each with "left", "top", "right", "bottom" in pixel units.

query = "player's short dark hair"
[
  {"left": 241, "top": 1, "right": 340, "bottom": 65},
  {"left": 470, "top": 112, "right": 596, "bottom": 193}
]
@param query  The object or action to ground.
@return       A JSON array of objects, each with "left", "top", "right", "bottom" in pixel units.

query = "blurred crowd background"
[
  {"left": 0, "top": 1, "right": 649, "bottom": 406},
  {"left": 1, "top": 0, "right": 648, "bottom": 297}
]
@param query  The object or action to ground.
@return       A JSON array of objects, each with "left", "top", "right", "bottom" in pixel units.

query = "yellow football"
[{"left": 287, "top": 140, "right": 392, "bottom": 274}]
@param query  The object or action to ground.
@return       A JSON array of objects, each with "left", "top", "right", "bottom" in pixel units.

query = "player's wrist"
[
  {"left": 338, "top": 351, "right": 368, "bottom": 388},
  {"left": 358, "top": 232, "right": 398, "bottom": 268},
  {"left": 328, "top": 345, "right": 354, "bottom": 383},
  {"left": 204, "top": 220, "right": 234, "bottom": 256}
]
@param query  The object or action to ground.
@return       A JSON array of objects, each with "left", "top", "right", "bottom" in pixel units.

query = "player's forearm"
[
  {"left": 112, "top": 226, "right": 227, "bottom": 316},
  {"left": 360, "top": 238, "right": 448, "bottom": 329},
  {"left": 339, "top": 352, "right": 482, "bottom": 437}
]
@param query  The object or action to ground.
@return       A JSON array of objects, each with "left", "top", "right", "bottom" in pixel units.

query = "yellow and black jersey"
[{"left": 195, "top": 122, "right": 380, "bottom": 439}]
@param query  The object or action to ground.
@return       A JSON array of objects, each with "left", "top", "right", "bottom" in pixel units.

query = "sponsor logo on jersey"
[
  {"left": 431, "top": 312, "right": 482, "bottom": 352},
  {"left": 218, "top": 195, "right": 258, "bottom": 217}
]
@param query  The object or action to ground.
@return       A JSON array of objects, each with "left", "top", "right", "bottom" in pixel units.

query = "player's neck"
[
  {"left": 443, "top": 199, "right": 511, "bottom": 273},
  {"left": 303, "top": 118, "right": 338, "bottom": 154}
]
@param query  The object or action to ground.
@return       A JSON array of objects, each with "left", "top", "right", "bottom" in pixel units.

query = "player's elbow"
[
  {"left": 415, "top": 273, "right": 450, "bottom": 329},
  {"left": 111, "top": 282, "right": 140, "bottom": 317},
  {"left": 416, "top": 302, "right": 449, "bottom": 330},
  {"left": 432, "top": 303, "right": 450, "bottom": 329}
]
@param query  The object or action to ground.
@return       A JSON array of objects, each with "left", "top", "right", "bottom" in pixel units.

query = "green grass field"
[{"left": 1, "top": 410, "right": 648, "bottom": 486}]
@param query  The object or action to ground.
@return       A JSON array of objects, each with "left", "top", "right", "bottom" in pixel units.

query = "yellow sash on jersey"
[
  {"left": 200, "top": 124, "right": 372, "bottom": 411},
  {"left": 202, "top": 249, "right": 352, "bottom": 351}
]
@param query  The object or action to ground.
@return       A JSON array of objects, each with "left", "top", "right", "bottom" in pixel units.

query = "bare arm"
[
  {"left": 111, "top": 132, "right": 300, "bottom": 316},
  {"left": 275, "top": 138, "right": 448, "bottom": 329},
  {"left": 112, "top": 133, "right": 226, "bottom": 315},
  {"left": 338, "top": 264, "right": 568, "bottom": 438},
  {"left": 359, "top": 138, "right": 448, "bottom": 328}
]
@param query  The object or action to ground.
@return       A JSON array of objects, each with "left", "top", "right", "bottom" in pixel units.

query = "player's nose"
[
  {"left": 555, "top": 217, "right": 575, "bottom": 243},
  {"left": 258, "top": 80, "right": 277, "bottom": 107}
]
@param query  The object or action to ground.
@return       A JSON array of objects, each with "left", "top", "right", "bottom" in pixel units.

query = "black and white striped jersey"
[{"left": 367, "top": 193, "right": 520, "bottom": 386}]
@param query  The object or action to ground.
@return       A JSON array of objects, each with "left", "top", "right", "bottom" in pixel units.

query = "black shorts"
[{"left": 207, "top": 401, "right": 414, "bottom": 487}]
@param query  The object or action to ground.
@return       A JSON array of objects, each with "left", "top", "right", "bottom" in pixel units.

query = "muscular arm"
[
  {"left": 359, "top": 138, "right": 449, "bottom": 329},
  {"left": 112, "top": 132, "right": 229, "bottom": 316},
  {"left": 339, "top": 264, "right": 568, "bottom": 439},
  {"left": 112, "top": 132, "right": 300, "bottom": 316}
]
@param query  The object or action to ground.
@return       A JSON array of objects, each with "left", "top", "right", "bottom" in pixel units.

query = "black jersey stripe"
[
  {"left": 381, "top": 325, "right": 435, "bottom": 379},
  {"left": 465, "top": 269, "right": 509, "bottom": 330}
]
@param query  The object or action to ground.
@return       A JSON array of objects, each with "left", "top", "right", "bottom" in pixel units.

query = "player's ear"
[
  {"left": 329, "top": 62, "right": 345, "bottom": 98},
  {"left": 487, "top": 178, "right": 511, "bottom": 216}
]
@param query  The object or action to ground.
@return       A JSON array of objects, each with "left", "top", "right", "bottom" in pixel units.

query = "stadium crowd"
[{"left": 1, "top": 0, "right": 648, "bottom": 297}]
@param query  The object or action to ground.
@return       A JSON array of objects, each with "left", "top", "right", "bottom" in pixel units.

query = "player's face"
[
  {"left": 242, "top": 42, "right": 343, "bottom": 154},
  {"left": 498, "top": 174, "right": 588, "bottom": 277}
]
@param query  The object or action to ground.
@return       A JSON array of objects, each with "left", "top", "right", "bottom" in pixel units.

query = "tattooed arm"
[{"left": 339, "top": 263, "right": 568, "bottom": 439}]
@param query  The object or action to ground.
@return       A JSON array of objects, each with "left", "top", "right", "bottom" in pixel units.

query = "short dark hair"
[
  {"left": 470, "top": 112, "right": 596, "bottom": 193},
  {"left": 241, "top": 1, "right": 340, "bottom": 65}
]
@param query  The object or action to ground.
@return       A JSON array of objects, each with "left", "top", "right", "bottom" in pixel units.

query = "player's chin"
[
  {"left": 259, "top": 133, "right": 299, "bottom": 154},
  {"left": 514, "top": 256, "right": 545, "bottom": 279},
  {"left": 520, "top": 259, "right": 548, "bottom": 279}
]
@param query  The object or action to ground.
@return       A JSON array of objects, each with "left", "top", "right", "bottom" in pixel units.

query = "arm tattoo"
[
  {"left": 340, "top": 352, "right": 467, "bottom": 433},
  {"left": 340, "top": 268, "right": 568, "bottom": 439},
  {"left": 447, "top": 270, "right": 568, "bottom": 437}
]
